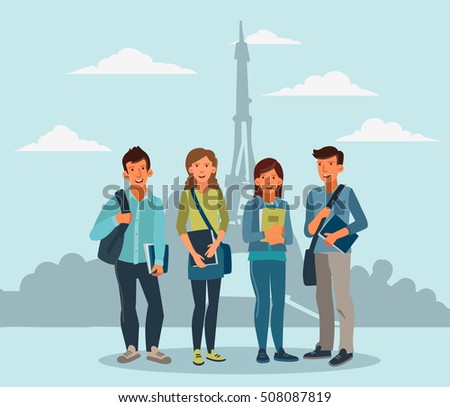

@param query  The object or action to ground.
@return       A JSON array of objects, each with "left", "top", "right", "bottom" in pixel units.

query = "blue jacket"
[{"left": 242, "top": 196, "right": 293, "bottom": 252}]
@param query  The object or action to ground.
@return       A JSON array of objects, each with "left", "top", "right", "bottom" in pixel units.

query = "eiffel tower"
[{"left": 225, "top": 21, "right": 256, "bottom": 224}]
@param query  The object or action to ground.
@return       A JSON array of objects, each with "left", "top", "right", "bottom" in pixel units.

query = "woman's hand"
[
  {"left": 205, "top": 242, "right": 219, "bottom": 258},
  {"left": 192, "top": 252, "right": 207, "bottom": 268}
]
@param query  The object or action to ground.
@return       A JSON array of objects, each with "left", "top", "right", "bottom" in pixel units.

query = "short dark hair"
[
  {"left": 122, "top": 146, "right": 151, "bottom": 171},
  {"left": 312, "top": 146, "right": 344, "bottom": 165}
]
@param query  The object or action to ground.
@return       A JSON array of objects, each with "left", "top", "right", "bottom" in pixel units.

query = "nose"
[{"left": 136, "top": 168, "right": 142, "bottom": 177}]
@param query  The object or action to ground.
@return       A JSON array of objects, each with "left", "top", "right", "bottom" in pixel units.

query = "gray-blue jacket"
[{"left": 242, "top": 196, "right": 293, "bottom": 252}]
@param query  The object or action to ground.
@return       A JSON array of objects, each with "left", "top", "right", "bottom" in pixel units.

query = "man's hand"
[
  {"left": 318, "top": 207, "right": 331, "bottom": 220},
  {"left": 151, "top": 265, "right": 164, "bottom": 277},
  {"left": 116, "top": 212, "right": 132, "bottom": 224},
  {"left": 324, "top": 232, "right": 338, "bottom": 247},
  {"left": 192, "top": 252, "right": 207, "bottom": 268},
  {"left": 205, "top": 242, "right": 219, "bottom": 258}
]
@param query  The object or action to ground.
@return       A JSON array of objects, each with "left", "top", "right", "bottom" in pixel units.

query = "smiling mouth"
[
  {"left": 198, "top": 174, "right": 206, "bottom": 179},
  {"left": 135, "top": 178, "right": 143, "bottom": 183},
  {"left": 265, "top": 185, "right": 274, "bottom": 189},
  {"left": 323, "top": 174, "right": 331, "bottom": 179}
]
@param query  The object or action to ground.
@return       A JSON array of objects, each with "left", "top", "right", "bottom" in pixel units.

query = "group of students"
[{"left": 90, "top": 144, "right": 368, "bottom": 368}]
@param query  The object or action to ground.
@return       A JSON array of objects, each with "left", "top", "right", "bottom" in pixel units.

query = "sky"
[{"left": 0, "top": 0, "right": 449, "bottom": 305}]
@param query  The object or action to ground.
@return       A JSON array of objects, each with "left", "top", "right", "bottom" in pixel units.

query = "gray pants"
[{"left": 315, "top": 253, "right": 354, "bottom": 353}]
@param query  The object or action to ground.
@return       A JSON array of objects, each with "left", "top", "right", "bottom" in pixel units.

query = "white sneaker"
[
  {"left": 147, "top": 346, "right": 172, "bottom": 364},
  {"left": 117, "top": 345, "right": 141, "bottom": 363}
]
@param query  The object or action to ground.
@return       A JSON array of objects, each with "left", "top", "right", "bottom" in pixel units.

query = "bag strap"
[
  {"left": 190, "top": 188, "right": 218, "bottom": 239},
  {"left": 115, "top": 189, "right": 131, "bottom": 214},
  {"left": 309, "top": 184, "right": 345, "bottom": 251}
]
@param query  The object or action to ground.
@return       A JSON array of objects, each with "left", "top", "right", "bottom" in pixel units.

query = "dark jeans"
[
  {"left": 115, "top": 261, "right": 164, "bottom": 351},
  {"left": 250, "top": 260, "right": 286, "bottom": 352},
  {"left": 191, "top": 278, "right": 222, "bottom": 352}
]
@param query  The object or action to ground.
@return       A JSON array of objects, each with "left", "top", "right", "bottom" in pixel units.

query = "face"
[
  {"left": 255, "top": 168, "right": 283, "bottom": 192},
  {"left": 188, "top": 156, "right": 216, "bottom": 184},
  {"left": 317, "top": 156, "right": 343, "bottom": 183},
  {"left": 122, "top": 159, "right": 153, "bottom": 186}
]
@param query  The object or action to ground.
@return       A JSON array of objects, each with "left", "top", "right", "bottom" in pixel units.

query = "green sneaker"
[
  {"left": 193, "top": 349, "right": 204, "bottom": 366},
  {"left": 206, "top": 349, "right": 226, "bottom": 362}
]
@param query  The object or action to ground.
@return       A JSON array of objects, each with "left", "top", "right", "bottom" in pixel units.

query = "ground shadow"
[{"left": 99, "top": 347, "right": 380, "bottom": 375}]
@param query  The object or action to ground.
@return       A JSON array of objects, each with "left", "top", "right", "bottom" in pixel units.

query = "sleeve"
[
  {"left": 176, "top": 190, "right": 189, "bottom": 236},
  {"left": 89, "top": 198, "right": 120, "bottom": 241},
  {"left": 304, "top": 191, "right": 315, "bottom": 238},
  {"left": 284, "top": 203, "right": 293, "bottom": 245},
  {"left": 346, "top": 188, "right": 368, "bottom": 235},
  {"left": 242, "top": 201, "right": 265, "bottom": 243},
  {"left": 218, "top": 189, "right": 229, "bottom": 232},
  {"left": 153, "top": 197, "right": 166, "bottom": 267}
]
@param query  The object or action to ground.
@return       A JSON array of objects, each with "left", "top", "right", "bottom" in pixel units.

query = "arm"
[
  {"left": 205, "top": 189, "right": 228, "bottom": 258},
  {"left": 151, "top": 197, "right": 166, "bottom": 276},
  {"left": 89, "top": 198, "right": 120, "bottom": 241},
  {"left": 283, "top": 203, "right": 293, "bottom": 245},
  {"left": 304, "top": 191, "right": 330, "bottom": 238},
  {"left": 242, "top": 201, "right": 265, "bottom": 243},
  {"left": 346, "top": 188, "right": 368, "bottom": 234}
]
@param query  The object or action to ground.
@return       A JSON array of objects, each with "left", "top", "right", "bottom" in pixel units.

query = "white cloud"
[
  {"left": 17, "top": 125, "right": 112, "bottom": 152},
  {"left": 264, "top": 71, "right": 378, "bottom": 96},
  {"left": 234, "top": 29, "right": 301, "bottom": 45},
  {"left": 68, "top": 48, "right": 196, "bottom": 75},
  {"left": 337, "top": 118, "right": 438, "bottom": 142}
]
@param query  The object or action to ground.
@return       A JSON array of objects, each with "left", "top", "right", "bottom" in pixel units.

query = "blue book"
[
  {"left": 319, "top": 215, "right": 358, "bottom": 253},
  {"left": 143, "top": 244, "right": 169, "bottom": 274},
  {"left": 187, "top": 229, "right": 218, "bottom": 267}
]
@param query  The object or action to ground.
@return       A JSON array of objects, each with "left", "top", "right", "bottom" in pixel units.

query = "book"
[
  {"left": 319, "top": 215, "right": 358, "bottom": 253},
  {"left": 143, "top": 243, "right": 169, "bottom": 274},
  {"left": 187, "top": 229, "right": 218, "bottom": 267},
  {"left": 260, "top": 207, "right": 286, "bottom": 242}
]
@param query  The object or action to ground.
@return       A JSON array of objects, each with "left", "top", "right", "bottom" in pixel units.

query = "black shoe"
[
  {"left": 256, "top": 348, "right": 270, "bottom": 364},
  {"left": 329, "top": 349, "right": 353, "bottom": 367},
  {"left": 274, "top": 348, "right": 299, "bottom": 362},
  {"left": 303, "top": 346, "right": 331, "bottom": 359}
]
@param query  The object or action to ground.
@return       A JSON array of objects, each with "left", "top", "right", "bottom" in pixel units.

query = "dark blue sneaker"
[
  {"left": 274, "top": 348, "right": 299, "bottom": 362},
  {"left": 303, "top": 345, "right": 331, "bottom": 359},
  {"left": 329, "top": 349, "right": 353, "bottom": 367},
  {"left": 256, "top": 348, "right": 270, "bottom": 364}
]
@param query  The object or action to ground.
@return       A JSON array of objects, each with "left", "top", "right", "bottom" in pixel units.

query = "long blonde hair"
[{"left": 184, "top": 148, "right": 220, "bottom": 190}]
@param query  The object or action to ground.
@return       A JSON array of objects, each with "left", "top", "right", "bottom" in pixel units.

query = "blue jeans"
[{"left": 250, "top": 260, "right": 286, "bottom": 352}]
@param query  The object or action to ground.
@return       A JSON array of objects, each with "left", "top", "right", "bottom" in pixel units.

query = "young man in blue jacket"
[
  {"left": 303, "top": 146, "right": 368, "bottom": 367},
  {"left": 90, "top": 146, "right": 171, "bottom": 364}
]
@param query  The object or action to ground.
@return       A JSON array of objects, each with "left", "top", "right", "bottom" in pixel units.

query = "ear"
[
  {"left": 211, "top": 166, "right": 217, "bottom": 174},
  {"left": 337, "top": 164, "right": 344, "bottom": 173},
  {"left": 122, "top": 171, "right": 129, "bottom": 179},
  {"left": 188, "top": 166, "right": 194, "bottom": 174},
  {"left": 147, "top": 169, "right": 153, "bottom": 178},
  {"left": 276, "top": 177, "right": 283, "bottom": 186},
  {"left": 254, "top": 177, "right": 262, "bottom": 186}
]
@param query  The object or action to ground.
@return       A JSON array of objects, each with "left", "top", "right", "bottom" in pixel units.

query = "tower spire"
[{"left": 225, "top": 21, "right": 255, "bottom": 223}]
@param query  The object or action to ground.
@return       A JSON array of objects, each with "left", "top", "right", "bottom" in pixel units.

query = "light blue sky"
[{"left": 1, "top": 0, "right": 449, "bottom": 305}]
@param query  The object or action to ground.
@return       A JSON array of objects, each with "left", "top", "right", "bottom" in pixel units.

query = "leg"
[
  {"left": 205, "top": 278, "right": 222, "bottom": 353},
  {"left": 115, "top": 261, "right": 139, "bottom": 350},
  {"left": 315, "top": 254, "right": 334, "bottom": 351},
  {"left": 250, "top": 261, "right": 271, "bottom": 350},
  {"left": 191, "top": 280, "right": 207, "bottom": 350},
  {"left": 269, "top": 261, "right": 286, "bottom": 352},
  {"left": 137, "top": 264, "right": 164, "bottom": 352},
  {"left": 329, "top": 253, "right": 354, "bottom": 353}
]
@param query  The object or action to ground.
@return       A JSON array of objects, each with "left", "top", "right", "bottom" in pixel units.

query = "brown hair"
[
  {"left": 122, "top": 146, "right": 151, "bottom": 171},
  {"left": 184, "top": 148, "right": 220, "bottom": 190},
  {"left": 253, "top": 158, "right": 284, "bottom": 198},
  {"left": 312, "top": 146, "right": 344, "bottom": 165}
]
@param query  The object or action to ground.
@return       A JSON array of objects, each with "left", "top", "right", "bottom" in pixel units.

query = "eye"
[
  {"left": 195, "top": 164, "right": 199, "bottom": 168},
  {"left": 141, "top": 166, "right": 145, "bottom": 170},
  {"left": 205, "top": 164, "right": 209, "bottom": 168},
  {"left": 131, "top": 168, "right": 134, "bottom": 172},
  {"left": 272, "top": 176, "right": 275, "bottom": 180}
]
